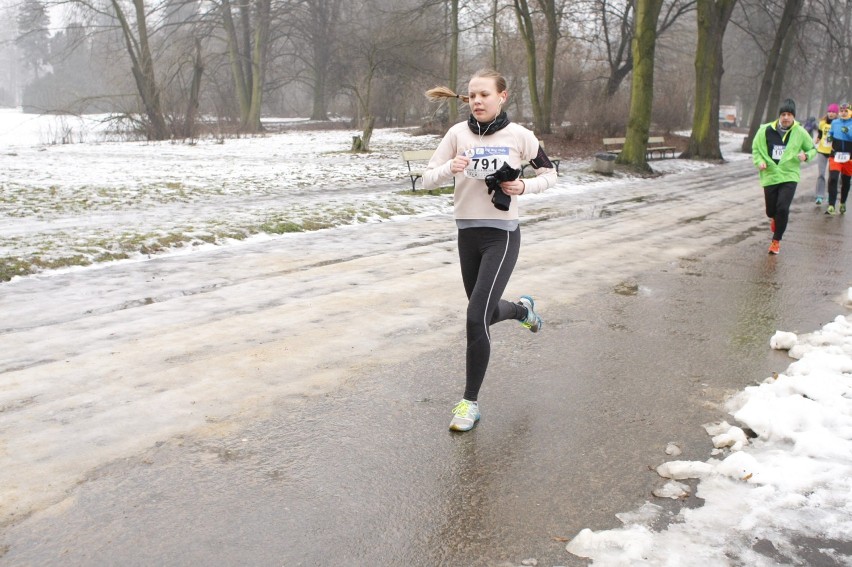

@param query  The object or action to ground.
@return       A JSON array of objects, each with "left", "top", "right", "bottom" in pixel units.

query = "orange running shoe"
[
  {"left": 768, "top": 240, "right": 780, "bottom": 255},
  {"left": 770, "top": 218, "right": 776, "bottom": 233}
]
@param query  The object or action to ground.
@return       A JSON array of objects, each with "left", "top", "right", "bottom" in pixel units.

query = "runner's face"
[
  {"left": 842, "top": 108, "right": 851, "bottom": 119},
  {"left": 468, "top": 77, "right": 506, "bottom": 123},
  {"left": 779, "top": 112, "right": 794, "bottom": 128},
  {"left": 828, "top": 112, "right": 838, "bottom": 119}
]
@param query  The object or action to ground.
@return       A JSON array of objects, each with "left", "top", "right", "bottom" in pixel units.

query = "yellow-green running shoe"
[{"left": 449, "top": 399, "right": 480, "bottom": 431}]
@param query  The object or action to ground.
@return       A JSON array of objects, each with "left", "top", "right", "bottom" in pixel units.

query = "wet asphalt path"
[{"left": 3, "top": 160, "right": 852, "bottom": 566}]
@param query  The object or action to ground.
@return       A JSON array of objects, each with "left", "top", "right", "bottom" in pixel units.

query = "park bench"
[
  {"left": 603, "top": 136, "right": 677, "bottom": 159},
  {"left": 401, "top": 149, "right": 435, "bottom": 191}
]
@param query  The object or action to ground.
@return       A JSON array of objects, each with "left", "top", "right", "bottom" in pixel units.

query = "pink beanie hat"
[{"left": 828, "top": 103, "right": 840, "bottom": 113}]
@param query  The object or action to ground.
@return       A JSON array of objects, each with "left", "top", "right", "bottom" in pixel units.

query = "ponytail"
[{"left": 425, "top": 86, "right": 470, "bottom": 104}]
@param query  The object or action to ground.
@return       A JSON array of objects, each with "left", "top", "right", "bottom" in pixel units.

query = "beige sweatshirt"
[{"left": 422, "top": 121, "right": 557, "bottom": 220}]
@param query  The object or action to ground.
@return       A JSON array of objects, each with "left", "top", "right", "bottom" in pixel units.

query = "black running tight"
[
  {"left": 763, "top": 181, "right": 797, "bottom": 241},
  {"left": 827, "top": 170, "right": 851, "bottom": 207},
  {"left": 457, "top": 227, "right": 527, "bottom": 401}
]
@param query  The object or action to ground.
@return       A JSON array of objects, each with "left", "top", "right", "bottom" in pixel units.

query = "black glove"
[{"left": 484, "top": 162, "right": 521, "bottom": 211}]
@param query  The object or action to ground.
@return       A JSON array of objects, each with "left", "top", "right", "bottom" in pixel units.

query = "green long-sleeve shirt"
[{"left": 752, "top": 120, "right": 817, "bottom": 186}]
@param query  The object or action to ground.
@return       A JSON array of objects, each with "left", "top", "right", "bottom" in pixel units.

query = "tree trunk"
[
  {"left": 683, "top": 0, "right": 736, "bottom": 161},
  {"left": 605, "top": 65, "right": 632, "bottom": 98},
  {"left": 766, "top": 36, "right": 794, "bottom": 121},
  {"left": 183, "top": 38, "right": 204, "bottom": 139},
  {"left": 538, "top": 0, "right": 558, "bottom": 134},
  {"left": 491, "top": 0, "right": 499, "bottom": 69},
  {"left": 245, "top": 0, "right": 270, "bottom": 132},
  {"left": 602, "top": 0, "right": 634, "bottom": 98},
  {"left": 310, "top": 71, "right": 328, "bottom": 121},
  {"left": 307, "top": 0, "right": 342, "bottom": 121},
  {"left": 221, "top": 0, "right": 268, "bottom": 133},
  {"left": 221, "top": 0, "right": 251, "bottom": 124},
  {"left": 514, "top": 0, "right": 543, "bottom": 131},
  {"left": 617, "top": 0, "right": 663, "bottom": 171},
  {"left": 601, "top": 0, "right": 694, "bottom": 99},
  {"left": 448, "top": 0, "right": 459, "bottom": 120},
  {"left": 111, "top": 0, "right": 169, "bottom": 140},
  {"left": 351, "top": 115, "right": 375, "bottom": 152},
  {"left": 238, "top": 0, "right": 253, "bottom": 91},
  {"left": 740, "top": 0, "right": 804, "bottom": 152}
]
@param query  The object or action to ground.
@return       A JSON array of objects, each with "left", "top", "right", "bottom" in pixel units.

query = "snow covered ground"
[
  {"left": 0, "top": 108, "right": 721, "bottom": 281},
  {"left": 2, "top": 108, "right": 850, "bottom": 565}
]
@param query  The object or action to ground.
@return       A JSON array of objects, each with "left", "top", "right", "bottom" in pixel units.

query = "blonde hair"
[{"left": 424, "top": 69, "right": 507, "bottom": 105}]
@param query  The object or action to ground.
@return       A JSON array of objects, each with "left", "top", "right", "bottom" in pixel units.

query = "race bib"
[
  {"left": 835, "top": 152, "right": 850, "bottom": 164},
  {"left": 771, "top": 145, "right": 785, "bottom": 160},
  {"left": 463, "top": 147, "right": 510, "bottom": 179}
]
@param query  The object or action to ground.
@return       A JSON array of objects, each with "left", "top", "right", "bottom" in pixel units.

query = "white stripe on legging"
[{"left": 482, "top": 231, "right": 511, "bottom": 344}]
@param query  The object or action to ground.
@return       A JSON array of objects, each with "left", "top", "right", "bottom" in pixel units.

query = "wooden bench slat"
[
  {"left": 401, "top": 149, "right": 435, "bottom": 161},
  {"left": 602, "top": 136, "right": 677, "bottom": 160}
]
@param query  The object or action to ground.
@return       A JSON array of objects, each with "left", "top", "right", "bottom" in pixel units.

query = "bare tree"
[
  {"left": 290, "top": 0, "right": 343, "bottom": 121},
  {"left": 219, "top": 0, "right": 271, "bottom": 133},
  {"left": 448, "top": 0, "right": 460, "bottom": 120},
  {"left": 512, "top": 0, "right": 563, "bottom": 134},
  {"left": 342, "top": 0, "right": 430, "bottom": 151},
  {"left": 589, "top": 0, "right": 696, "bottom": 98},
  {"left": 111, "top": 0, "right": 169, "bottom": 139},
  {"left": 739, "top": 0, "right": 805, "bottom": 152}
]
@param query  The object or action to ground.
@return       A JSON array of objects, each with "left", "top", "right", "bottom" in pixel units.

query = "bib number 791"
[
  {"left": 463, "top": 147, "right": 510, "bottom": 179},
  {"left": 470, "top": 157, "right": 499, "bottom": 172}
]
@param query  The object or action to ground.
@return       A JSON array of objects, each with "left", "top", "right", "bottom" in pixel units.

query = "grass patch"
[
  {"left": 396, "top": 185, "right": 454, "bottom": 197},
  {"left": 0, "top": 257, "right": 33, "bottom": 282},
  {"left": 261, "top": 220, "right": 304, "bottom": 234},
  {"left": 94, "top": 251, "right": 131, "bottom": 262},
  {"left": 302, "top": 218, "right": 336, "bottom": 231}
]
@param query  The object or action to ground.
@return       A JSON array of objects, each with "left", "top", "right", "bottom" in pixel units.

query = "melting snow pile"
[{"left": 566, "top": 310, "right": 852, "bottom": 566}]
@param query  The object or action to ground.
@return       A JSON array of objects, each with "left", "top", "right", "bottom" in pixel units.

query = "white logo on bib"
[{"left": 463, "top": 147, "right": 510, "bottom": 179}]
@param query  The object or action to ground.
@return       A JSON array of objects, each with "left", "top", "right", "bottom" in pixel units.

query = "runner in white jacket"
[{"left": 423, "top": 69, "right": 558, "bottom": 432}]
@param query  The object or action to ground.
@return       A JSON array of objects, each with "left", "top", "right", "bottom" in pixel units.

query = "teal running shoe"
[{"left": 519, "top": 295, "right": 543, "bottom": 333}]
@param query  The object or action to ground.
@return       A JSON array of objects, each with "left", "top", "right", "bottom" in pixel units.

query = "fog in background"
[{"left": 0, "top": 0, "right": 849, "bottom": 139}]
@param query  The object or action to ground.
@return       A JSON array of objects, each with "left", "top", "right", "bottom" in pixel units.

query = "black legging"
[
  {"left": 764, "top": 181, "right": 797, "bottom": 241},
  {"left": 827, "top": 170, "right": 851, "bottom": 207},
  {"left": 458, "top": 226, "right": 527, "bottom": 401}
]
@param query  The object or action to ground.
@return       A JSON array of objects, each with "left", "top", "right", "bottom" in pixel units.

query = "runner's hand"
[
  {"left": 500, "top": 179, "right": 526, "bottom": 195},
  {"left": 450, "top": 155, "right": 470, "bottom": 174}
]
